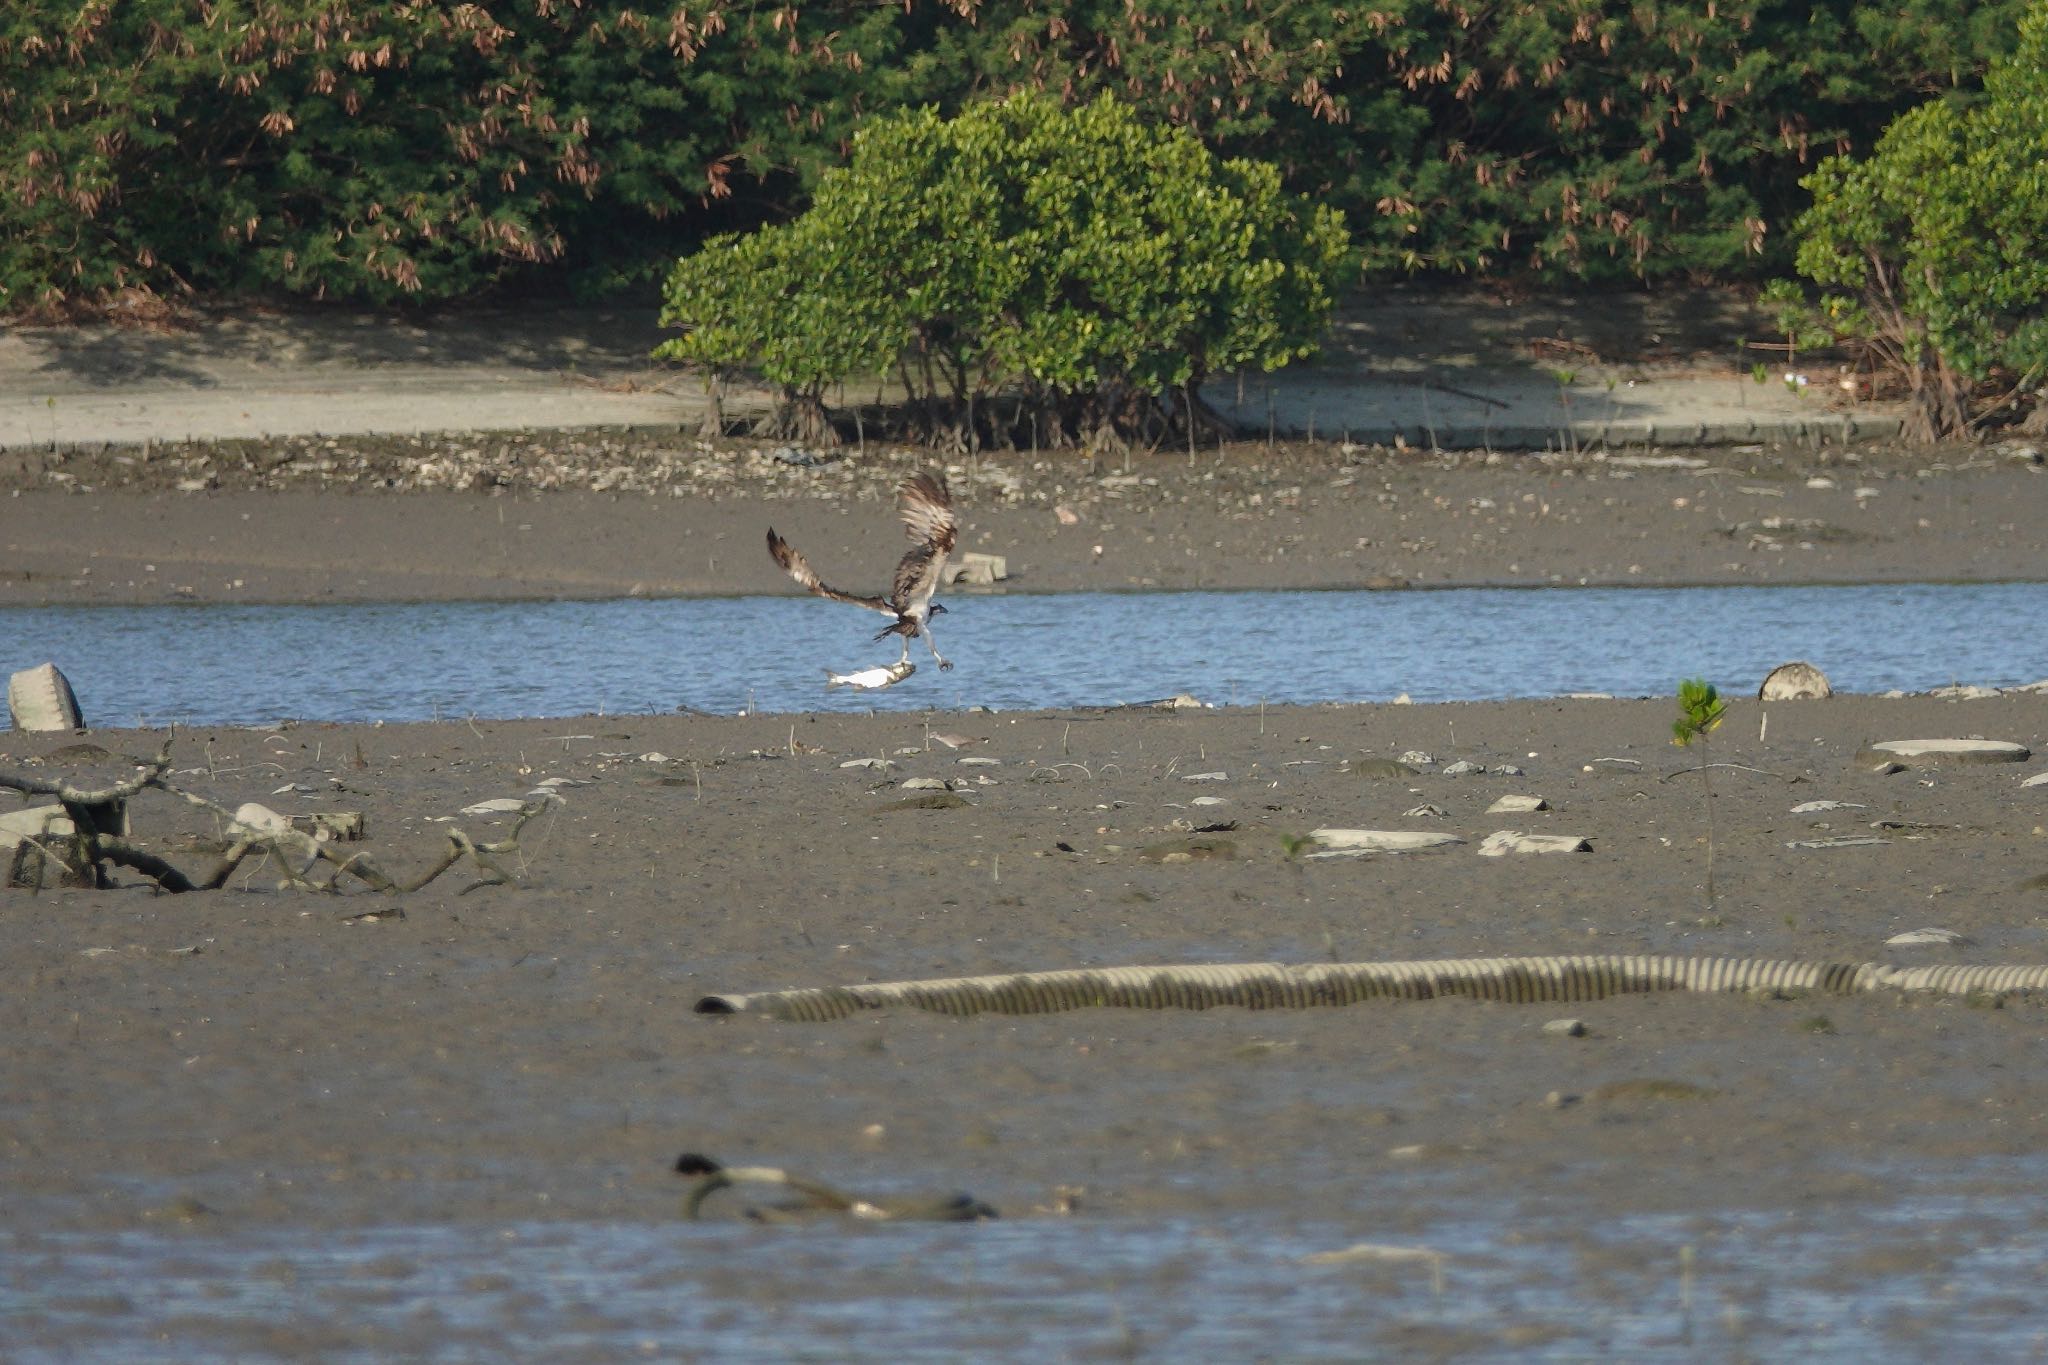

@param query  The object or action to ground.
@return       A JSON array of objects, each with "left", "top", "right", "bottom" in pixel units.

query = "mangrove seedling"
[{"left": 1672, "top": 678, "right": 1729, "bottom": 911}]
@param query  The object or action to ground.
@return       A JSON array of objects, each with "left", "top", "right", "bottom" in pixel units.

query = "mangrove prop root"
[{"left": 696, "top": 955, "right": 2048, "bottom": 1021}]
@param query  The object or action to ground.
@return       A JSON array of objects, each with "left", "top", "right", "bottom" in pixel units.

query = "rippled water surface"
[
  {"left": 7, "top": 1174, "right": 2046, "bottom": 1362},
  {"left": 5, "top": 581, "right": 2044, "bottom": 725}
]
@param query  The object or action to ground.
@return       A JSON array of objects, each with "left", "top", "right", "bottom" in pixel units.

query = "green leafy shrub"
[
  {"left": 1765, "top": 0, "right": 2048, "bottom": 439},
  {"left": 656, "top": 92, "right": 1350, "bottom": 450}
]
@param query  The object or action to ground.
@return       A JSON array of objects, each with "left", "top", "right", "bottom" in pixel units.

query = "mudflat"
[{"left": 4, "top": 307, "right": 2048, "bottom": 1355}]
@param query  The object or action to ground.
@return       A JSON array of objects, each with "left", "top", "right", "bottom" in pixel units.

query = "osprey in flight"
[{"left": 766, "top": 472, "right": 958, "bottom": 670}]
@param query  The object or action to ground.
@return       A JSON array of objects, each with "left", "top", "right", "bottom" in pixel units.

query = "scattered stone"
[
  {"left": 949, "top": 552, "right": 1008, "bottom": 586},
  {"left": 2024, "top": 772, "right": 2048, "bottom": 788},
  {"left": 1137, "top": 835, "right": 1238, "bottom": 862},
  {"left": 1476, "top": 831, "right": 1590, "bottom": 856},
  {"left": 1181, "top": 771, "right": 1228, "bottom": 782},
  {"left": 7, "top": 662, "right": 84, "bottom": 732},
  {"left": 1785, "top": 834, "right": 1889, "bottom": 849},
  {"left": 1497, "top": 764, "right": 1525, "bottom": 776},
  {"left": 1758, "top": 661, "right": 1832, "bottom": 701},
  {"left": 1583, "top": 757, "right": 1642, "bottom": 773},
  {"left": 1886, "top": 927, "right": 1972, "bottom": 948},
  {"left": 1543, "top": 1018, "right": 1587, "bottom": 1038},
  {"left": 899, "top": 777, "right": 952, "bottom": 791},
  {"left": 839, "top": 757, "right": 898, "bottom": 771},
  {"left": 1189, "top": 796, "right": 1229, "bottom": 807},
  {"left": 1543, "top": 1091, "right": 1580, "bottom": 1110},
  {"left": 456, "top": 797, "right": 531, "bottom": 817},
  {"left": 1397, "top": 750, "right": 1435, "bottom": 766},
  {"left": 1487, "top": 794, "right": 1550, "bottom": 814},
  {"left": 1440, "top": 760, "right": 1486, "bottom": 777},
  {"left": 1857, "top": 739, "right": 2031, "bottom": 769},
  {"left": 1403, "top": 803, "right": 1448, "bottom": 818},
  {"left": 0, "top": 806, "right": 89, "bottom": 887},
  {"left": 231, "top": 802, "right": 293, "bottom": 835},
  {"left": 1922, "top": 683, "right": 2004, "bottom": 700},
  {"left": 1606, "top": 454, "right": 1709, "bottom": 469},
  {"left": 1349, "top": 758, "right": 1421, "bottom": 780},
  {"left": 1118, "top": 693, "right": 1208, "bottom": 711},
  {"left": 1305, "top": 829, "right": 1466, "bottom": 858},
  {"left": 957, "top": 756, "right": 1002, "bottom": 767},
  {"left": 0, "top": 804, "right": 70, "bottom": 839},
  {"left": 1790, "top": 799, "right": 1865, "bottom": 813}
]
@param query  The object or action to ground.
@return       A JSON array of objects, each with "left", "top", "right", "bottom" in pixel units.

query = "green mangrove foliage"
[
  {"left": 1768, "top": 0, "right": 2048, "bottom": 440},
  {"left": 0, "top": 0, "right": 907, "bottom": 312},
  {"left": 0, "top": 1, "right": 2023, "bottom": 313},
  {"left": 656, "top": 93, "right": 1350, "bottom": 450}
]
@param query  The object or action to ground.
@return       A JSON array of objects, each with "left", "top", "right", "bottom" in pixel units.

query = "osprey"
[{"left": 766, "top": 472, "right": 958, "bottom": 670}]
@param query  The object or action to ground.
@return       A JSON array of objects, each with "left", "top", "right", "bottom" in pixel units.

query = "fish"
[{"left": 825, "top": 660, "right": 916, "bottom": 690}]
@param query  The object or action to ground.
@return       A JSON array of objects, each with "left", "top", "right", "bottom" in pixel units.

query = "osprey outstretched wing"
[{"left": 766, "top": 472, "right": 958, "bottom": 670}]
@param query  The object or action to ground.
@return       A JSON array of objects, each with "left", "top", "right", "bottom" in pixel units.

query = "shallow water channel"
[
  {"left": 7, "top": 1162, "right": 2046, "bottom": 1361},
  {"left": 7, "top": 580, "right": 2046, "bottom": 726}
]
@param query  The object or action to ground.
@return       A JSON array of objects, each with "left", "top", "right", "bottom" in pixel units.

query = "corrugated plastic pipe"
[{"left": 694, "top": 955, "right": 2048, "bottom": 1023}]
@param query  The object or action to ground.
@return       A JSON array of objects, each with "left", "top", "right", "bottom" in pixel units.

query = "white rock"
[
  {"left": 7, "top": 663, "right": 84, "bottom": 732},
  {"left": 1758, "top": 661, "right": 1832, "bottom": 701},
  {"left": 949, "top": 552, "right": 1008, "bottom": 585},
  {"left": 0, "top": 805, "right": 72, "bottom": 843},
  {"left": 1861, "top": 739, "right": 2031, "bottom": 767},
  {"left": 1886, "top": 927, "right": 1972, "bottom": 948},
  {"left": 1785, "top": 834, "right": 1889, "bottom": 849},
  {"left": 2023, "top": 772, "right": 2048, "bottom": 788},
  {"left": 1790, "top": 800, "right": 1866, "bottom": 812},
  {"left": 1306, "top": 829, "right": 1465, "bottom": 858},
  {"left": 840, "top": 758, "right": 897, "bottom": 771},
  {"left": 1921, "top": 684, "right": 2003, "bottom": 701},
  {"left": 457, "top": 797, "right": 531, "bottom": 817},
  {"left": 1190, "top": 796, "right": 1229, "bottom": 807},
  {"left": 1182, "top": 771, "right": 1228, "bottom": 782},
  {"left": 900, "top": 777, "right": 951, "bottom": 791},
  {"left": 1440, "top": 760, "right": 1486, "bottom": 777},
  {"left": 957, "top": 756, "right": 1002, "bottom": 767},
  {"left": 231, "top": 802, "right": 293, "bottom": 835},
  {"left": 1487, "top": 794, "right": 1550, "bottom": 813},
  {"left": 1476, "top": 831, "right": 1590, "bottom": 856},
  {"left": 1398, "top": 750, "right": 1435, "bottom": 766}
]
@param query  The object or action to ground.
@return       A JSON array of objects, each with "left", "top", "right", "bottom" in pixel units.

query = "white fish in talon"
[
  {"left": 767, "top": 472, "right": 959, "bottom": 672},
  {"left": 825, "top": 660, "right": 916, "bottom": 690}
]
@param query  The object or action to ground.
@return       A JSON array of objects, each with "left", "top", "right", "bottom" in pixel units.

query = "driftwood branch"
[{"left": 0, "top": 735, "right": 547, "bottom": 895}]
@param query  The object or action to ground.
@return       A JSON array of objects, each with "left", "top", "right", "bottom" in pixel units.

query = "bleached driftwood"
[{"left": 0, "top": 734, "right": 543, "bottom": 894}]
